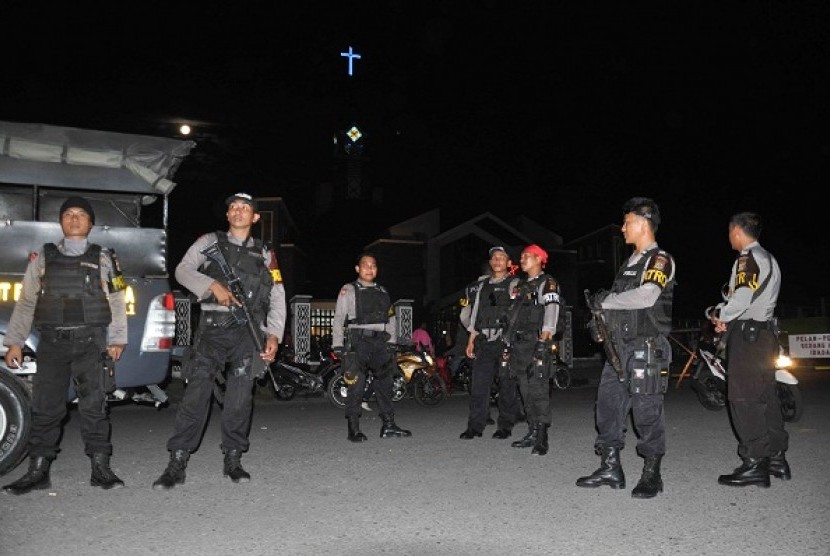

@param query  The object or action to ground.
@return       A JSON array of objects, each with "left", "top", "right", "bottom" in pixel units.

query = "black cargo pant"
[
  {"left": 510, "top": 339, "right": 552, "bottom": 427},
  {"left": 467, "top": 340, "right": 519, "bottom": 432},
  {"left": 166, "top": 322, "right": 256, "bottom": 453},
  {"left": 726, "top": 326, "right": 788, "bottom": 459},
  {"left": 342, "top": 332, "right": 395, "bottom": 419},
  {"left": 594, "top": 356, "right": 665, "bottom": 458},
  {"left": 30, "top": 326, "right": 111, "bottom": 458}
]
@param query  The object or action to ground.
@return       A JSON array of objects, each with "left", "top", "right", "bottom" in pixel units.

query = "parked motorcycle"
[
  {"left": 548, "top": 342, "right": 573, "bottom": 391},
  {"left": 690, "top": 307, "right": 803, "bottom": 422},
  {"left": 327, "top": 349, "right": 448, "bottom": 409},
  {"left": 259, "top": 349, "right": 341, "bottom": 401}
]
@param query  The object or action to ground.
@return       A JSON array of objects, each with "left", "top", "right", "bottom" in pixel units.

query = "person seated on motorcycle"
[{"left": 411, "top": 322, "right": 435, "bottom": 356}]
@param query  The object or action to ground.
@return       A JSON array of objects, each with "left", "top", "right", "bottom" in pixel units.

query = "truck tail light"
[{"left": 141, "top": 293, "right": 176, "bottom": 352}]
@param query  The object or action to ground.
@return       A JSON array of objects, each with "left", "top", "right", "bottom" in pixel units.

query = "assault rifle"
[
  {"left": 201, "top": 241, "right": 268, "bottom": 377},
  {"left": 584, "top": 289, "right": 625, "bottom": 382}
]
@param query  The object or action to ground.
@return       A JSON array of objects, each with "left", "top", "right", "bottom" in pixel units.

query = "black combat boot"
[
  {"left": 459, "top": 427, "right": 482, "bottom": 439},
  {"left": 631, "top": 455, "right": 663, "bottom": 499},
  {"left": 380, "top": 414, "right": 412, "bottom": 438},
  {"left": 223, "top": 449, "right": 251, "bottom": 483},
  {"left": 2, "top": 456, "right": 52, "bottom": 495},
  {"left": 511, "top": 423, "right": 538, "bottom": 448},
  {"left": 718, "top": 457, "right": 771, "bottom": 488},
  {"left": 90, "top": 453, "right": 125, "bottom": 490},
  {"left": 576, "top": 447, "right": 626, "bottom": 489},
  {"left": 492, "top": 428, "right": 512, "bottom": 439},
  {"left": 769, "top": 451, "right": 791, "bottom": 480},
  {"left": 531, "top": 424, "right": 549, "bottom": 456},
  {"left": 347, "top": 416, "right": 368, "bottom": 442},
  {"left": 152, "top": 449, "right": 190, "bottom": 490}
]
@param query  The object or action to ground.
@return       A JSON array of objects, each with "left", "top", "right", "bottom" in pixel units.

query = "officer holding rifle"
[
  {"left": 576, "top": 197, "right": 676, "bottom": 499},
  {"left": 152, "top": 193, "right": 286, "bottom": 490}
]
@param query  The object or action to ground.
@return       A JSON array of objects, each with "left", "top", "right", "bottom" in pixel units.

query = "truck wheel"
[{"left": 0, "top": 370, "right": 31, "bottom": 477}]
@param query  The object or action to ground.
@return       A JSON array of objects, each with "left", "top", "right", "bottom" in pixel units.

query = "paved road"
[{"left": 2, "top": 366, "right": 828, "bottom": 556}]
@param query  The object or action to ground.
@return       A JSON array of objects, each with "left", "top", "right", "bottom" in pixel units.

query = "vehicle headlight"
[{"left": 775, "top": 350, "right": 792, "bottom": 369}]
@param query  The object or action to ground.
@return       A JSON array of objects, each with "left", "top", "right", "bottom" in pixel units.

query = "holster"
[
  {"left": 498, "top": 346, "right": 514, "bottom": 379},
  {"left": 101, "top": 351, "right": 116, "bottom": 394},
  {"left": 528, "top": 357, "right": 551, "bottom": 381},
  {"left": 626, "top": 337, "right": 669, "bottom": 395},
  {"left": 740, "top": 320, "right": 762, "bottom": 343},
  {"left": 180, "top": 328, "right": 203, "bottom": 381}
]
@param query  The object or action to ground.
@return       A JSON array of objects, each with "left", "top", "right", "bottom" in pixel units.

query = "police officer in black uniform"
[
  {"left": 3, "top": 196, "right": 128, "bottom": 495},
  {"left": 712, "top": 212, "right": 789, "bottom": 488},
  {"left": 576, "top": 197, "right": 675, "bottom": 499},
  {"left": 505, "top": 244, "right": 563, "bottom": 456},
  {"left": 152, "top": 193, "right": 286, "bottom": 489},
  {"left": 332, "top": 252, "right": 411, "bottom": 442},
  {"left": 459, "top": 246, "right": 521, "bottom": 440}
]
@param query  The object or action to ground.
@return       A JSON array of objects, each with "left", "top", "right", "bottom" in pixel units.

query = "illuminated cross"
[{"left": 340, "top": 46, "right": 361, "bottom": 76}]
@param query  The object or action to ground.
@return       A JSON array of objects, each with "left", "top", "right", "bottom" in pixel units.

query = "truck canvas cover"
[
  {"left": 0, "top": 121, "right": 195, "bottom": 277},
  {"left": 0, "top": 120, "right": 194, "bottom": 195}
]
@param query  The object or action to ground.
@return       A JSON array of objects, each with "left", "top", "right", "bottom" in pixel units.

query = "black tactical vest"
[
  {"left": 353, "top": 281, "right": 392, "bottom": 325},
  {"left": 33, "top": 243, "right": 112, "bottom": 328},
  {"left": 608, "top": 247, "right": 674, "bottom": 339},
  {"left": 511, "top": 273, "right": 551, "bottom": 333},
  {"left": 202, "top": 232, "right": 272, "bottom": 321},
  {"left": 474, "top": 277, "right": 512, "bottom": 331}
]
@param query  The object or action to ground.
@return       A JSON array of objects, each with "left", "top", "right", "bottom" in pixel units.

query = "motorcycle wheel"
[
  {"left": 391, "top": 371, "right": 407, "bottom": 402},
  {"left": 454, "top": 359, "right": 473, "bottom": 393},
  {"left": 552, "top": 364, "right": 572, "bottom": 390},
  {"left": 691, "top": 375, "right": 726, "bottom": 411},
  {"left": 326, "top": 370, "right": 348, "bottom": 409},
  {"left": 0, "top": 370, "right": 31, "bottom": 477},
  {"left": 413, "top": 371, "right": 447, "bottom": 407},
  {"left": 777, "top": 382, "right": 804, "bottom": 423}
]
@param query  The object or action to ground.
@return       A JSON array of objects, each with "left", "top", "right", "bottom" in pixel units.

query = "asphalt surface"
[{"left": 1, "top": 362, "right": 828, "bottom": 556}]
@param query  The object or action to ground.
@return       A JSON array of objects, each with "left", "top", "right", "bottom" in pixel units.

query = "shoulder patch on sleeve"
[
  {"left": 543, "top": 277, "right": 559, "bottom": 293},
  {"left": 339, "top": 287, "right": 349, "bottom": 297},
  {"left": 735, "top": 252, "right": 761, "bottom": 290},
  {"left": 29, "top": 251, "right": 38, "bottom": 262},
  {"left": 643, "top": 253, "right": 672, "bottom": 288}
]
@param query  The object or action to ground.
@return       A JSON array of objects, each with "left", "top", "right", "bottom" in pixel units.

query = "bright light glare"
[
  {"left": 179, "top": 124, "right": 191, "bottom": 136},
  {"left": 776, "top": 353, "right": 792, "bottom": 368}
]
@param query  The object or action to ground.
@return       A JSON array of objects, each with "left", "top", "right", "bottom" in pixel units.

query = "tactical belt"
[
  {"left": 351, "top": 328, "right": 385, "bottom": 338},
  {"left": 477, "top": 328, "right": 503, "bottom": 341},
  {"left": 735, "top": 319, "right": 773, "bottom": 330},
  {"left": 39, "top": 325, "right": 97, "bottom": 340}
]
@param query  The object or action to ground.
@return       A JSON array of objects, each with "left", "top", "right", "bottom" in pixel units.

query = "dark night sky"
[{"left": 3, "top": 2, "right": 829, "bottom": 320}]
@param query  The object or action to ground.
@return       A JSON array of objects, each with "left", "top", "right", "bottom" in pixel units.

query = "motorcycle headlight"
[{"left": 775, "top": 352, "right": 792, "bottom": 369}]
